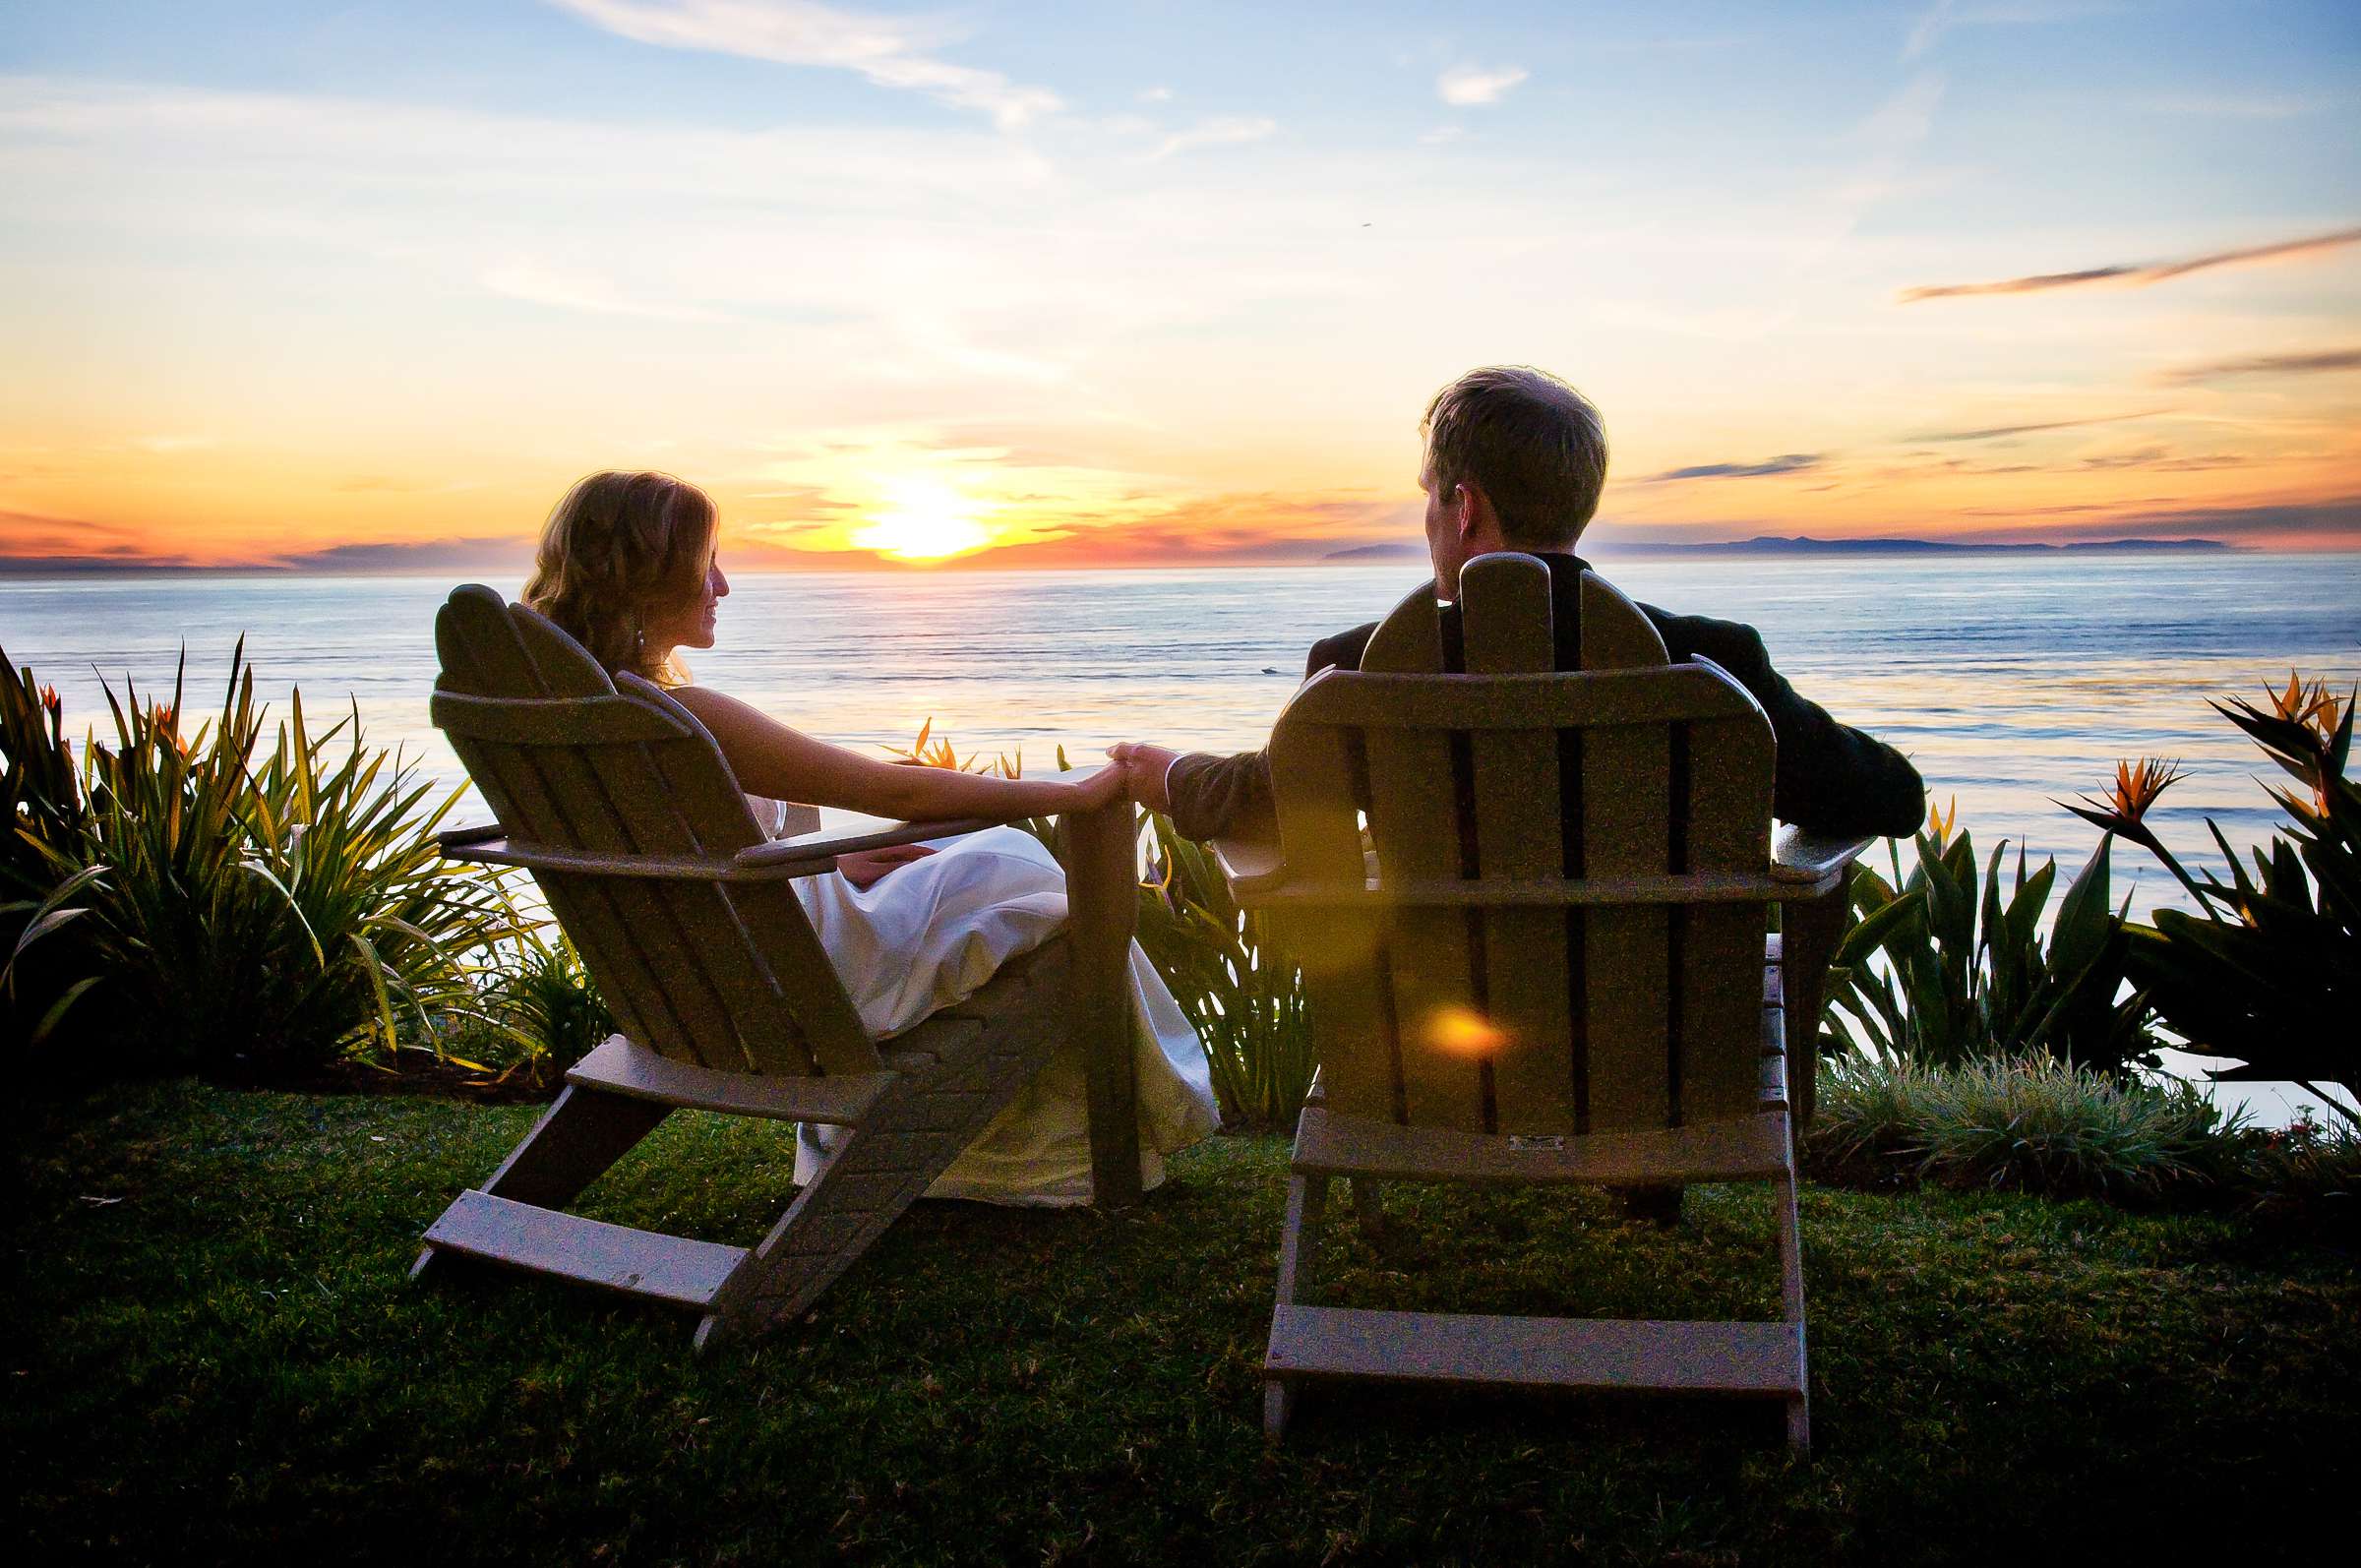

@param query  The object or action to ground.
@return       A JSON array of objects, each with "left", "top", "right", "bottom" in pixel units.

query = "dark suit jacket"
[{"left": 1164, "top": 553, "right": 1925, "bottom": 844}]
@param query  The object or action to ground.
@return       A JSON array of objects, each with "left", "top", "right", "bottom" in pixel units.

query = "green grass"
[{"left": 8, "top": 1083, "right": 2356, "bottom": 1566}]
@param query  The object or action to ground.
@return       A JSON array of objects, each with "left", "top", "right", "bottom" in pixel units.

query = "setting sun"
[{"left": 852, "top": 473, "right": 999, "bottom": 562}]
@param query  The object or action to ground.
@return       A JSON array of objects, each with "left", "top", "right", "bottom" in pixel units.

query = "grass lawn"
[{"left": 8, "top": 1081, "right": 2355, "bottom": 1566}]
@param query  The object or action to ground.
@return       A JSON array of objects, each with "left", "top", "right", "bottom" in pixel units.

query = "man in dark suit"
[
  {"left": 1110, "top": 365, "right": 1925, "bottom": 846},
  {"left": 1110, "top": 366, "right": 1923, "bottom": 1227}
]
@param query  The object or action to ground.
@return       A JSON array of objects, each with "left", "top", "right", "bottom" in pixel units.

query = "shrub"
[
  {"left": 0, "top": 642, "right": 520, "bottom": 1079},
  {"left": 1810, "top": 1052, "right": 2244, "bottom": 1203}
]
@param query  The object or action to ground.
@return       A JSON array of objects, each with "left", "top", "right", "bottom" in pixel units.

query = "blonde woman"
[{"left": 523, "top": 471, "right": 1217, "bottom": 1204}]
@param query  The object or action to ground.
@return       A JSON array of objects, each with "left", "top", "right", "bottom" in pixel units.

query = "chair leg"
[
  {"left": 1264, "top": 1172, "right": 1330, "bottom": 1438},
  {"left": 696, "top": 1000, "right": 1061, "bottom": 1352},
  {"left": 1775, "top": 1162, "right": 1811, "bottom": 1459},
  {"left": 411, "top": 1084, "right": 669, "bottom": 1283}
]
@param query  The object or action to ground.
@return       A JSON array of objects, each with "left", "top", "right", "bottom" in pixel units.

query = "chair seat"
[
  {"left": 567, "top": 1035, "right": 914, "bottom": 1125},
  {"left": 1290, "top": 1105, "right": 1794, "bottom": 1185},
  {"left": 1267, "top": 1304, "right": 1805, "bottom": 1398}
]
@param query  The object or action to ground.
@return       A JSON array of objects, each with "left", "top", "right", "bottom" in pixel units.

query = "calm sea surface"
[{"left": 7, "top": 552, "right": 2357, "bottom": 1122}]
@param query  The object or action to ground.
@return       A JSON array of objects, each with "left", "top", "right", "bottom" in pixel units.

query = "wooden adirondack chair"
[
  {"left": 411, "top": 585, "right": 1143, "bottom": 1353},
  {"left": 1218, "top": 554, "right": 1867, "bottom": 1454}
]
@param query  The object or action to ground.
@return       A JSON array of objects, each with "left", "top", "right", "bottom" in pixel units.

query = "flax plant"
[{"left": 1, "top": 643, "right": 521, "bottom": 1076}]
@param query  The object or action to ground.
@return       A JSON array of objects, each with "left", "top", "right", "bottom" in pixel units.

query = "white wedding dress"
[{"left": 764, "top": 814, "right": 1220, "bottom": 1206}]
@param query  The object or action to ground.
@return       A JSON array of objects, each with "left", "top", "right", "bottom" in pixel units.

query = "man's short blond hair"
[{"left": 1421, "top": 366, "right": 1609, "bottom": 548}]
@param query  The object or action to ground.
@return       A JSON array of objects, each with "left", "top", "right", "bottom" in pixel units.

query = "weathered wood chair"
[
  {"left": 1217, "top": 554, "right": 1867, "bottom": 1453},
  {"left": 412, "top": 585, "right": 1142, "bottom": 1353}
]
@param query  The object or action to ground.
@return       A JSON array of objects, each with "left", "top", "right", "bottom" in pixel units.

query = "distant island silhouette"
[{"left": 1323, "top": 534, "right": 2238, "bottom": 561}]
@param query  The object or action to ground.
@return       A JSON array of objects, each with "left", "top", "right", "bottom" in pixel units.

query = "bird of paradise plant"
[
  {"left": 2080, "top": 674, "right": 2358, "bottom": 1128},
  {"left": 1820, "top": 792, "right": 2156, "bottom": 1076}
]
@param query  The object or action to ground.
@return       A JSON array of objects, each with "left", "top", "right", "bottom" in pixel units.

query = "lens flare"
[{"left": 1422, "top": 1004, "right": 1505, "bottom": 1058}]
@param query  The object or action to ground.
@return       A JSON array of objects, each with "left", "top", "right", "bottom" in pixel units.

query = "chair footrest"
[
  {"left": 1266, "top": 1304, "right": 1803, "bottom": 1398},
  {"left": 423, "top": 1189, "right": 748, "bottom": 1309}
]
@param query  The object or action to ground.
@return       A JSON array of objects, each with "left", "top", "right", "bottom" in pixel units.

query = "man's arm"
[
  {"left": 1652, "top": 612, "right": 1925, "bottom": 838},
  {"left": 1115, "top": 621, "right": 1380, "bottom": 844}
]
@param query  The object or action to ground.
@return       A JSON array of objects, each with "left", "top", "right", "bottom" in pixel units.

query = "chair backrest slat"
[
  {"left": 1357, "top": 584, "right": 1485, "bottom": 1131},
  {"left": 499, "top": 609, "right": 767, "bottom": 1075},
  {"left": 433, "top": 585, "right": 878, "bottom": 1078},
  {"left": 437, "top": 589, "right": 676, "bottom": 1056},
  {"left": 618, "top": 676, "right": 877, "bottom": 1077},
  {"left": 1267, "top": 558, "right": 1777, "bottom": 1136},
  {"left": 1268, "top": 693, "right": 1396, "bottom": 1123},
  {"left": 1676, "top": 705, "right": 1775, "bottom": 1123},
  {"left": 1460, "top": 555, "right": 1577, "bottom": 1135}
]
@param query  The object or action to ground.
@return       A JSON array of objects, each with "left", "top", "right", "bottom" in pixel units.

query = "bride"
[{"left": 522, "top": 470, "right": 1219, "bottom": 1204}]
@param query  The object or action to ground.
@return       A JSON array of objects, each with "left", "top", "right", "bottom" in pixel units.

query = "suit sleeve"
[
  {"left": 1702, "top": 623, "right": 1925, "bottom": 838},
  {"left": 1162, "top": 622, "right": 1378, "bottom": 844}
]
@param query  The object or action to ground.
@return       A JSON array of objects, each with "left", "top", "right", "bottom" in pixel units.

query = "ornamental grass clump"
[
  {"left": 0, "top": 641, "right": 521, "bottom": 1079},
  {"left": 1811, "top": 1052, "right": 2243, "bottom": 1202}
]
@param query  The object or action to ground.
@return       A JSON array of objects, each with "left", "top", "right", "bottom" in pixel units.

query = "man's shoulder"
[
  {"left": 1306, "top": 622, "right": 1379, "bottom": 679},
  {"left": 1632, "top": 600, "right": 1769, "bottom": 669}
]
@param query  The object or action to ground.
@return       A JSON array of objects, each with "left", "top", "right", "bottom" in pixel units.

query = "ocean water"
[{"left": 6, "top": 551, "right": 2357, "bottom": 1122}]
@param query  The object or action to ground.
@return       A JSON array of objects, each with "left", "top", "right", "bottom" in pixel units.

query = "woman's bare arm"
[{"left": 672, "top": 686, "right": 1121, "bottom": 821}]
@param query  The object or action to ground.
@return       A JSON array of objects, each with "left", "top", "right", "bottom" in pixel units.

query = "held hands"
[{"left": 1106, "top": 742, "right": 1179, "bottom": 813}]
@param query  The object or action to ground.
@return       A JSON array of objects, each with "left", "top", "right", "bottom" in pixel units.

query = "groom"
[
  {"left": 1109, "top": 366, "right": 1923, "bottom": 1226},
  {"left": 1111, "top": 364, "right": 1926, "bottom": 845}
]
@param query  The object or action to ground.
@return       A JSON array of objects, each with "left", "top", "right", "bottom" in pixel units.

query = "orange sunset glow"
[{"left": 3, "top": 5, "right": 2356, "bottom": 572}]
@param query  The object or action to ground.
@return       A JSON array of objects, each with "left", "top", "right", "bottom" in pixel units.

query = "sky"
[{"left": 1, "top": 0, "right": 2357, "bottom": 571}]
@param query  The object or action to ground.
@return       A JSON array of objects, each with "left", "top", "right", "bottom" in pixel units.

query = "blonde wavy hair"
[{"left": 522, "top": 471, "right": 718, "bottom": 686}]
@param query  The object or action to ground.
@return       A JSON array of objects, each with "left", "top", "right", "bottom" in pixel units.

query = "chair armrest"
[
  {"left": 437, "top": 822, "right": 507, "bottom": 850},
  {"left": 732, "top": 814, "right": 1006, "bottom": 875},
  {"left": 1209, "top": 833, "right": 1287, "bottom": 897},
  {"left": 1770, "top": 825, "right": 1874, "bottom": 894},
  {"left": 735, "top": 764, "right": 1117, "bottom": 875}
]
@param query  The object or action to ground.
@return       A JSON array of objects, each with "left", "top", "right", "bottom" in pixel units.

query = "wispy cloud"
[
  {"left": 1644, "top": 452, "right": 1823, "bottom": 482},
  {"left": 1437, "top": 65, "right": 1529, "bottom": 106},
  {"left": 1910, "top": 410, "right": 2165, "bottom": 442},
  {"left": 1151, "top": 115, "right": 1276, "bottom": 160},
  {"left": 1137, "top": 86, "right": 1173, "bottom": 104},
  {"left": 1904, "top": 2, "right": 2113, "bottom": 63},
  {"left": 1898, "top": 224, "right": 2361, "bottom": 302},
  {"left": 2155, "top": 346, "right": 2361, "bottom": 385},
  {"left": 2132, "top": 91, "right": 2326, "bottom": 120},
  {"left": 481, "top": 259, "right": 732, "bottom": 322},
  {"left": 545, "top": 0, "right": 1060, "bottom": 128}
]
